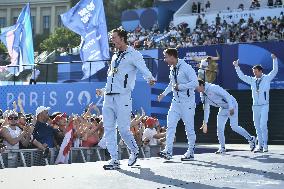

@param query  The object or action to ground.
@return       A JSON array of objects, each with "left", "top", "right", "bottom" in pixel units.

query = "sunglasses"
[{"left": 8, "top": 117, "right": 19, "bottom": 120}]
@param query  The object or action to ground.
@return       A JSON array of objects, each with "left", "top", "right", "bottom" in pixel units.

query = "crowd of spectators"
[
  {"left": 0, "top": 98, "right": 166, "bottom": 164},
  {"left": 127, "top": 11, "right": 284, "bottom": 50},
  {"left": 192, "top": 0, "right": 283, "bottom": 14}
]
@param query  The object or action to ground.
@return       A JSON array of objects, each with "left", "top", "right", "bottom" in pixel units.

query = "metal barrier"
[{"left": 0, "top": 145, "right": 162, "bottom": 169}]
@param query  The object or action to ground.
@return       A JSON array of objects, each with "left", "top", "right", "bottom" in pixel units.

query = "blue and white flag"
[
  {"left": 0, "top": 3, "right": 34, "bottom": 75},
  {"left": 61, "top": 0, "right": 109, "bottom": 79}
]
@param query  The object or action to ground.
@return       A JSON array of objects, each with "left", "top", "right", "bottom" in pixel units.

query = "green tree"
[
  {"left": 40, "top": 27, "right": 81, "bottom": 52},
  {"left": 0, "top": 42, "right": 7, "bottom": 54}
]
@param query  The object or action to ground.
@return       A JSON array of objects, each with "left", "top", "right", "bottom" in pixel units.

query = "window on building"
[
  {"left": 43, "top": 15, "right": 50, "bottom": 34},
  {"left": 13, "top": 17, "right": 18, "bottom": 24},
  {"left": 57, "top": 15, "right": 63, "bottom": 27},
  {"left": 0, "top": 17, "right": 6, "bottom": 28},
  {"left": 31, "top": 16, "right": 35, "bottom": 34}
]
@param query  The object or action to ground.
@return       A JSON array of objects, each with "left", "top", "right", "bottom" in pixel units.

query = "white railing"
[{"left": 0, "top": 145, "right": 162, "bottom": 169}]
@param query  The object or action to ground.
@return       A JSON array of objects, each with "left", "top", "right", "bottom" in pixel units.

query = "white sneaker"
[
  {"left": 249, "top": 136, "right": 256, "bottom": 151},
  {"left": 215, "top": 147, "right": 226, "bottom": 154},
  {"left": 263, "top": 147, "right": 268, "bottom": 152},
  {"left": 157, "top": 151, "right": 172, "bottom": 160},
  {"left": 181, "top": 151, "right": 194, "bottom": 161},
  {"left": 128, "top": 151, "right": 139, "bottom": 166},
  {"left": 103, "top": 159, "right": 120, "bottom": 170},
  {"left": 254, "top": 147, "right": 263, "bottom": 153}
]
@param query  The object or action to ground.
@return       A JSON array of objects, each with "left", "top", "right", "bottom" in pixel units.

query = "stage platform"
[{"left": 1, "top": 144, "right": 283, "bottom": 189}]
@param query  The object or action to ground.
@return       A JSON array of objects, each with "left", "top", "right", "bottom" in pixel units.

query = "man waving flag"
[{"left": 61, "top": 0, "right": 110, "bottom": 80}]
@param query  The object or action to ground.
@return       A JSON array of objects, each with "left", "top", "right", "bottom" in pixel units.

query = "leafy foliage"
[{"left": 40, "top": 27, "right": 81, "bottom": 52}]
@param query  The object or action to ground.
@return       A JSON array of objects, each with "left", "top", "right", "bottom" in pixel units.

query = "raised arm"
[
  {"left": 210, "top": 50, "right": 220, "bottom": 61},
  {"left": 266, "top": 54, "right": 278, "bottom": 81},
  {"left": 233, "top": 59, "right": 253, "bottom": 85}
]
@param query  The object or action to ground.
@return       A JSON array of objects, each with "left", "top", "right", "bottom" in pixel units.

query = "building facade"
[{"left": 0, "top": 0, "right": 71, "bottom": 35}]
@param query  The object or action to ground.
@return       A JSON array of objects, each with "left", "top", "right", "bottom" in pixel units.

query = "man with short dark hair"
[
  {"left": 96, "top": 28, "right": 155, "bottom": 170},
  {"left": 233, "top": 54, "right": 278, "bottom": 152},
  {"left": 158, "top": 48, "right": 198, "bottom": 161},
  {"left": 196, "top": 79, "right": 256, "bottom": 154}
]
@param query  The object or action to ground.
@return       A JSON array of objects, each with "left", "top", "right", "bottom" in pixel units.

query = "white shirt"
[
  {"left": 3, "top": 126, "right": 22, "bottom": 150},
  {"left": 142, "top": 128, "right": 158, "bottom": 146}
]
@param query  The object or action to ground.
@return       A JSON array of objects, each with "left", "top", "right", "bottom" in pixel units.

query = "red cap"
[{"left": 145, "top": 117, "right": 156, "bottom": 127}]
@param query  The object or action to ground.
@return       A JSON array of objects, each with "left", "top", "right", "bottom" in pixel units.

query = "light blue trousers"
[
  {"left": 252, "top": 104, "right": 269, "bottom": 149},
  {"left": 102, "top": 93, "right": 138, "bottom": 160},
  {"left": 217, "top": 100, "right": 252, "bottom": 148},
  {"left": 165, "top": 101, "right": 196, "bottom": 155}
]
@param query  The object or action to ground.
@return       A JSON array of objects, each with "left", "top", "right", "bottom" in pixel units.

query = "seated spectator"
[
  {"left": 33, "top": 106, "right": 57, "bottom": 148},
  {"left": 216, "top": 14, "right": 221, "bottom": 26},
  {"left": 192, "top": 2, "right": 198, "bottom": 13},
  {"left": 238, "top": 3, "right": 244, "bottom": 10},
  {"left": 196, "top": 15, "right": 203, "bottom": 26},
  {"left": 205, "top": 1, "right": 211, "bottom": 11},
  {"left": 268, "top": 0, "right": 274, "bottom": 6},
  {"left": 275, "top": 0, "right": 283, "bottom": 6}
]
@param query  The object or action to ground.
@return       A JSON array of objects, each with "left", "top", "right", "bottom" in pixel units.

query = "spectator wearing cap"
[
  {"left": 52, "top": 113, "right": 68, "bottom": 147},
  {"left": 142, "top": 117, "right": 166, "bottom": 157},
  {"left": 33, "top": 106, "right": 57, "bottom": 148}
]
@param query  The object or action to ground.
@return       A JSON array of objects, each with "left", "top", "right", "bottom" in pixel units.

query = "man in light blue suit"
[
  {"left": 197, "top": 80, "right": 256, "bottom": 154},
  {"left": 158, "top": 48, "right": 198, "bottom": 161},
  {"left": 233, "top": 54, "right": 278, "bottom": 152}
]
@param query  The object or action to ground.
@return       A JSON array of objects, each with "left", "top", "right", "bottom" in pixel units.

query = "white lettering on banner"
[
  {"left": 184, "top": 51, "right": 207, "bottom": 61},
  {"left": 7, "top": 93, "right": 14, "bottom": 108},
  {"left": 42, "top": 92, "right": 46, "bottom": 106},
  {"left": 66, "top": 91, "right": 74, "bottom": 106},
  {"left": 83, "top": 39, "right": 96, "bottom": 50},
  {"left": 18, "top": 93, "right": 25, "bottom": 106},
  {"left": 87, "top": 51, "right": 100, "bottom": 60},
  {"left": 4, "top": 90, "right": 97, "bottom": 110},
  {"left": 30, "top": 92, "right": 38, "bottom": 107},
  {"left": 96, "top": 34, "right": 101, "bottom": 40},
  {"left": 50, "top": 91, "right": 57, "bottom": 106},
  {"left": 95, "top": 96, "right": 103, "bottom": 107},
  {"left": 78, "top": 1, "right": 95, "bottom": 24},
  {"left": 78, "top": 91, "right": 91, "bottom": 105}
]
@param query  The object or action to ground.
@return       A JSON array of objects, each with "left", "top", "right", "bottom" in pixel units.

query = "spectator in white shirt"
[{"left": 142, "top": 117, "right": 166, "bottom": 157}]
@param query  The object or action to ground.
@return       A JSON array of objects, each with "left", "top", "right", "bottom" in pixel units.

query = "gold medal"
[{"left": 113, "top": 67, "right": 118, "bottom": 73}]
